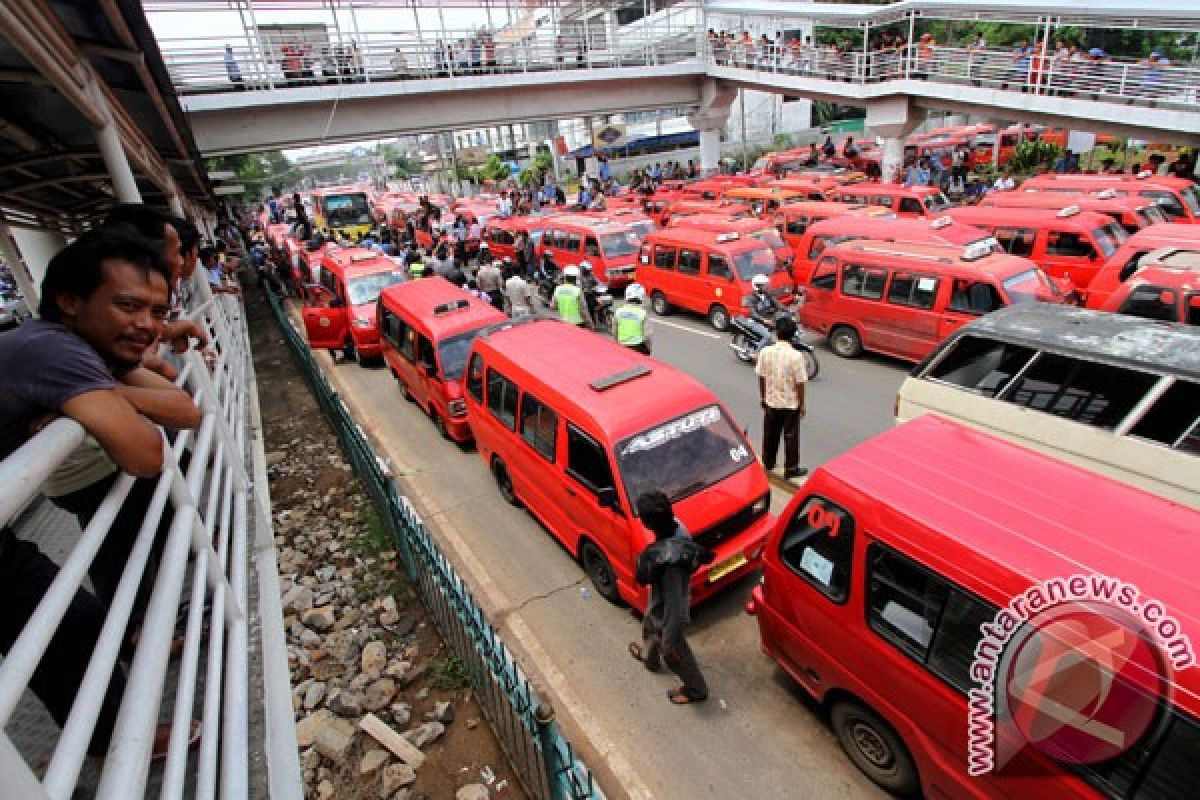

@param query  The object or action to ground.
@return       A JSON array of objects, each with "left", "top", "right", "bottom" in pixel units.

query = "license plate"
[{"left": 707, "top": 552, "right": 748, "bottom": 583}]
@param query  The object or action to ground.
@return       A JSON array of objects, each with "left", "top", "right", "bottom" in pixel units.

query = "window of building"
[
  {"left": 520, "top": 393, "right": 558, "bottom": 461},
  {"left": 654, "top": 246, "right": 677, "bottom": 270},
  {"left": 841, "top": 264, "right": 887, "bottom": 300},
  {"left": 887, "top": 272, "right": 938, "bottom": 309},
  {"left": 486, "top": 368, "right": 518, "bottom": 430},
  {"left": 565, "top": 425, "right": 614, "bottom": 494},
  {"left": 1118, "top": 286, "right": 1179, "bottom": 323},
  {"left": 778, "top": 496, "right": 854, "bottom": 603},
  {"left": 926, "top": 335, "right": 1038, "bottom": 397},
  {"left": 466, "top": 354, "right": 484, "bottom": 402},
  {"left": 1002, "top": 353, "right": 1159, "bottom": 429},
  {"left": 678, "top": 249, "right": 702, "bottom": 276}
]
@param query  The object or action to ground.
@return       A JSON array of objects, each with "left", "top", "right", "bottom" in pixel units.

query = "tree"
[
  {"left": 204, "top": 150, "right": 295, "bottom": 200},
  {"left": 479, "top": 154, "right": 513, "bottom": 182}
]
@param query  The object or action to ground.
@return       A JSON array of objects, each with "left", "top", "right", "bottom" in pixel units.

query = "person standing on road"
[
  {"left": 476, "top": 259, "right": 505, "bottom": 311},
  {"left": 552, "top": 265, "right": 592, "bottom": 328},
  {"left": 504, "top": 266, "right": 534, "bottom": 317},
  {"left": 629, "top": 491, "right": 713, "bottom": 705},
  {"left": 612, "top": 283, "right": 652, "bottom": 354},
  {"left": 756, "top": 315, "right": 808, "bottom": 481}
]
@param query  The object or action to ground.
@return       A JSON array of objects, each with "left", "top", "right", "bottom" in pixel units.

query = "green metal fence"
[{"left": 264, "top": 287, "right": 605, "bottom": 800}]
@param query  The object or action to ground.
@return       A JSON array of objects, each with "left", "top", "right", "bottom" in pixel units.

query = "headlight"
[
  {"left": 352, "top": 318, "right": 372, "bottom": 328},
  {"left": 448, "top": 399, "right": 467, "bottom": 416},
  {"left": 751, "top": 493, "right": 770, "bottom": 516}
]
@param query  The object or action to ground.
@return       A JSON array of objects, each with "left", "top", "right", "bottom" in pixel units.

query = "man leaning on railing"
[{"left": 0, "top": 224, "right": 202, "bottom": 757}]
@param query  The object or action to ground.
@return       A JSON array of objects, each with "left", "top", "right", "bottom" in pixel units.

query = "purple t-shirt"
[{"left": 0, "top": 320, "right": 116, "bottom": 460}]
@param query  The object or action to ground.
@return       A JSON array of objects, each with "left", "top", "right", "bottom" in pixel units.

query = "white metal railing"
[{"left": 0, "top": 281, "right": 295, "bottom": 798}]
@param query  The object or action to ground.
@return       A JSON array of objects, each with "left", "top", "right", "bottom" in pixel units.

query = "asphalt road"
[{"left": 297, "top": 305, "right": 909, "bottom": 800}]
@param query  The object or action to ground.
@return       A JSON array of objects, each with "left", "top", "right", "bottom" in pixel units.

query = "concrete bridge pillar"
[
  {"left": 688, "top": 78, "right": 737, "bottom": 175},
  {"left": 866, "top": 97, "right": 920, "bottom": 183}
]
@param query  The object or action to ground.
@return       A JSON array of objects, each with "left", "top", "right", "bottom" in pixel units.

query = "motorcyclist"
[
  {"left": 552, "top": 265, "right": 594, "bottom": 328},
  {"left": 578, "top": 260, "right": 606, "bottom": 327},
  {"left": 745, "top": 274, "right": 782, "bottom": 321},
  {"left": 613, "top": 283, "right": 652, "bottom": 355}
]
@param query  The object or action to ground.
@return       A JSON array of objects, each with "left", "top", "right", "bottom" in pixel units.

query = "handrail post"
[{"left": 536, "top": 702, "right": 567, "bottom": 799}]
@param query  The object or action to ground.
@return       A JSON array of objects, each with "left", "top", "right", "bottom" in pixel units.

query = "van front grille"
[{"left": 691, "top": 500, "right": 766, "bottom": 549}]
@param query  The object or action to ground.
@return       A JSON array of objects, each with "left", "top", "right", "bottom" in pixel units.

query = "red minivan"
[
  {"left": 378, "top": 277, "right": 509, "bottom": 441},
  {"left": 1084, "top": 223, "right": 1200, "bottom": 308},
  {"left": 749, "top": 413, "right": 1200, "bottom": 799},
  {"left": 1020, "top": 172, "right": 1200, "bottom": 223},
  {"left": 667, "top": 213, "right": 794, "bottom": 275},
  {"left": 834, "top": 183, "right": 954, "bottom": 218},
  {"left": 465, "top": 319, "right": 773, "bottom": 610},
  {"left": 301, "top": 247, "right": 406, "bottom": 362}
]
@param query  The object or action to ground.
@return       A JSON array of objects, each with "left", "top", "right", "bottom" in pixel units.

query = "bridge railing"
[
  {"left": 161, "top": 27, "right": 701, "bottom": 94},
  {"left": 707, "top": 41, "right": 1200, "bottom": 109},
  {"left": 0, "top": 287, "right": 300, "bottom": 798}
]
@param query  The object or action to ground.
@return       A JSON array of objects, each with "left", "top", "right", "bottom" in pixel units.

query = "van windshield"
[
  {"left": 749, "top": 228, "right": 787, "bottom": 251},
  {"left": 346, "top": 270, "right": 405, "bottom": 306},
  {"left": 1001, "top": 269, "right": 1050, "bottom": 304},
  {"left": 923, "top": 192, "right": 952, "bottom": 212},
  {"left": 324, "top": 193, "right": 372, "bottom": 226},
  {"left": 1180, "top": 185, "right": 1200, "bottom": 215},
  {"left": 438, "top": 328, "right": 490, "bottom": 380},
  {"left": 617, "top": 405, "right": 753, "bottom": 505},
  {"left": 1093, "top": 222, "right": 1128, "bottom": 258},
  {"left": 599, "top": 231, "right": 640, "bottom": 257},
  {"left": 1143, "top": 191, "right": 1186, "bottom": 219},
  {"left": 732, "top": 247, "right": 777, "bottom": 280},
  {"left": 627, "top": 220, "right": 656, "bottom": 238}
]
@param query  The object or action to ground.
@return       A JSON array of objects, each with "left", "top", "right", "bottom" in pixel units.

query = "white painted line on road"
[{"left": 654, "top": 318, "right": 722, "bottom": 339}]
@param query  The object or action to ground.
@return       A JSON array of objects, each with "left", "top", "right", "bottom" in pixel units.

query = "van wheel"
[
  {"left": 433, "top": 413, "right": 452, "bottom": 441},
  {"left": 708, "top": 304, "right": 731, "bottom": 331},
  {"left": 831, "top": 700, "right": 919, "bottom": 795},
  {"left": 492, "top": 459, "right": 521, "bottom": 507},
  {"left": 579, "top": 540, "right": 622, "bottom": 605},
  {"left": 829, "top": 325, "right": 863, "bottom": 359},
  {"left": 342, "top": 337, "right": 357, "bottom": 362},
  {"left": 651, "top": 291, "right": 672, "bottom": 316}
]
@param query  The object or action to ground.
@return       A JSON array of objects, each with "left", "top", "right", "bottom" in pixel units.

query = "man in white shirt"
[{"left": 755, "top": 316, "right": 808, "bottom": 480}]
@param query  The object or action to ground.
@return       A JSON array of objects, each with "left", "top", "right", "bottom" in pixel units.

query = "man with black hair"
[
  {"left": 629, "top": 491, "right": 712, "bottom": 705},
  {"left": 0, "top": 225, "right": 201, "bottom": 755}
]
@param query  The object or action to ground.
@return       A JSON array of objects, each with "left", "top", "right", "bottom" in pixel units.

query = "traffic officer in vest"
[
  {"left": 613, "top": 283, "right": 653, "bottom": 355},
  {"left": 552, "top": 265, "right": 593, "bottom": 329}
]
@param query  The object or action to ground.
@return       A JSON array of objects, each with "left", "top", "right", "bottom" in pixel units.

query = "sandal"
[
  {"left": 667, "top": 688, "right": 707, "bottom": 705},
  {"left": 628, "top": 642, "right": 659, "bottom": 672}
]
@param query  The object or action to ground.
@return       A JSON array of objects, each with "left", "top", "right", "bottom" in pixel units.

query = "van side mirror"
[{"left": 596, "top": 486, "right": 620, "bottom": 512}]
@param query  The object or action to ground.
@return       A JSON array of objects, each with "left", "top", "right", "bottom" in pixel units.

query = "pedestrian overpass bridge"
[{"left": 164, "top": 0, "right": 1200, "bottom": 164}]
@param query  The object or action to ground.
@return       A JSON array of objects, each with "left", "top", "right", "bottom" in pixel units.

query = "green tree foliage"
[
  {"left": 204, "top": 150, "right": 295, "bottom": 200},
  {"left": 1009, "top": 140, "right": 1061, "bottom": 173},
  {"left": 380, "top": 142, "right": 424, "bottom": 178},
  {"left": 479, "top": 154, "right": 513, "bottom": 182}
]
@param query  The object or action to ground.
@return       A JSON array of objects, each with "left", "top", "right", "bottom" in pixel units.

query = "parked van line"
[
  {"left": 301, "top": 247, "right": 406, "bottom": 362},
  {"left": 772, "top": 201, "right": 891, "bottom": 259},
  {"left": 464, "top": 319, "right": 774, "bottom": 611},
  {"left": 667, "top": 213, "right": 795, "bottom": 274},
  {"left": 378, "top": 277, "right": 509, "bottom": 442},
  {"left": 750, "top": 413, "right": 1200, "bottom": 798},
  {"left": 721, "top": 187, "right": 806, "bottom": 217},
  {"left": 1088, "top": 247, "right": 1200, "bottom": 326},
  {"left": 1020, "top": 173, "right": 1200, "bottom": 224},
  {"left": 1079, "top": 223, "right": 1200, "bottom": 309},
  {"left": 944, "top": 205, "right": 1127, "bottom": 289},
  {"left": 981, "top": 189, "right": 1169, "bottom": 233},
  {"left": 898, "top": 303, "right": 1200, "bottom": 508},
  {"left": 834, "top": 184, "right": 953, "bottom": 218},
  {"left": 636, "top": 226, "right": 792, "bottom": 331},
  {"left": 801, "top": 239, "right": 1069, "bottom": 363}
]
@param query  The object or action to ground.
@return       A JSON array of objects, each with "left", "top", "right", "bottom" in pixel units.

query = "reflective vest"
[
  {"left": 408, "top": 261, "right": 425, "bottom": 278},
  {"left": 554, "top": 283, "right": 583, "bottom": 324},
  {"left": 614, "top": 304, "right": 647, "bottom": 346}
]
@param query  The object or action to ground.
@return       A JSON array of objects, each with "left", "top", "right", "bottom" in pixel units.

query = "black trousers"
[
  {"left": 761, "top": 406, "right": 801, "bottom": 471},
  {"left": 0, "top": 527, "right": 124, "bottom": 755}
]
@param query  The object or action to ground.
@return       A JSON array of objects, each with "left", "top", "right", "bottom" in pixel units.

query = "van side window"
[
  {"left": 1002, "top": 354, "right": 1159, "bottom": 429},
  {"left": 565, "top": 425, "right": 615, "bottom": 494},
  {"left": 898, "top": 198, "right": 922, "bottom": 214},
  {"left": 519, "top": 393, "right": 558, "bottom": 462},
  {"left": 779, "top": 496, "right": 854, "bottom": 603},
  {"left": 841, "top": 264, "right": 887, "bottom": 300},
  {"left": 993, "top": 227, "right": 1036, "bottom": 257},
  {"left": 926, "top": 335, "right": 1037, "bottom": 397},
  {"left": 707, "top": 255, "right": 732, "bottom": 280},
  {"left": 866, "top": 544, "right": 995, "bottom": 693},
  {"left": 399, "top": 323, "right": 416, "bottom": 360},
  {"left": 466, "top": 353, "right": 484, "bottom": 402},
  {"left": 566, "top": 232, "right": 582, "bottom": 252},
  {"left": 584, "top": 237, "right": 600, "bottom": 257},
  {"left": 1045, "top": 231, "right": 1097, "bottom": 259},
  {"left": 1118, "top": 250, "right": 1151, "bottom": 282},
  {"left": 416, "top": 334, "right": 436, "bottom": 370},
  {"left": 887, "top": 272, "right": 938, "bottom": 309},
  {"left": 1118, "top": 286, "right": 1178, "bottom": 322},
  {"left": 485, "top": 368, "right": 518, "bottom": 430},
  {"left": 786, "top": 216, "right": 809, "bottom": 236},
  {"left": 808, "top": 236, "right": 830, "bottom": 260},
  {"left": 1130, "top": 380, "right": 1200, "bottom": 454},
  {"left": 811, "top": 257, "right": 838, "bottom": 290},
  {"left": 678, "top": 249, "right": 702, "bottom": 276},
  {"left": 948, "top": 281, "right": 1002, "bottom": 314},
  {"left": 654, "top": 246, "right": 677, "bottom": 271}
]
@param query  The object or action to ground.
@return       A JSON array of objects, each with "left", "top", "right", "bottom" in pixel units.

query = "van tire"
[
  {"left": 342, "top": 337, "right": 357, "bottom": 363},
  {"left": 708, "top": 304, "right": 731, "bottom": 331},
  {"left": 829, "top": 325, "right": 863, "bottom": 359},
  {"left": 492, "top": 459, "right": 521, "bottom": 507},
  {"left": 651, "top": 291, "right": 672, "bottom": 316},
  {"left": 830, "top": 700, "right": 919, "bottom": 795},
  {"left": 579, "top": 540, "right": 622, "bottom": 605},
  {"left": 433, "top": 413, "right": 451, "bottom": 441}
]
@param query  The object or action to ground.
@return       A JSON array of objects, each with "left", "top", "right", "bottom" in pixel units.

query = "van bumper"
[{"left": 690, "top": 512, "right": 774, "bottom": 605}]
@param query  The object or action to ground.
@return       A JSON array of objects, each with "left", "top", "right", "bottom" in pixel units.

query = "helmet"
[
  {"left": 502, "top": 256, "right": 513, "bottom": 265},
  {"left": 579, "top": 260, "right": 593, "bottom": 272},
  {"left": 563, "top": 265, "right": 581, "bottom": 279},
  {"left": 625, "top": 283, "right": 646, "bottom": 303},
  {"left": 752, "top": 274, "right": 770, "bottom": 289}
]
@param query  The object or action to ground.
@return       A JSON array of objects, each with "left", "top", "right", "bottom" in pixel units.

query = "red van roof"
[
  {"left": 321, "top": 247, "right": 399, "bottom": 277},
  {"left": 1120, "top": 223, "right": 1200, "bottom": 250},
  {"left": 817, "top": 414, "right": 1200, "bottom": 710},
  {"left": 645, "top": 226, "right": 767, "bottom": 253},
  {"left": 838, "top": 183, "right": 944, "bottom": 199},
  {"left": 477, "top": 319, "right": 720, "bottom": 442},
  {"left": 380, "top": 277, "right": 507, "bottom": 339},
  {"left": 806, "top": 215, "right": 993, "bottom": 246},
  {"left": 945, "top": 206, "right": 1113, "bottom": 231},
  {"left": 823, "top": 239, "right": 1035, "bottom": 281}
]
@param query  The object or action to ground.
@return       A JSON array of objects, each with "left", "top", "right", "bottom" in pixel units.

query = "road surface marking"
[{"left": 654, "top": 318, "right": 722, "bottom": 339}]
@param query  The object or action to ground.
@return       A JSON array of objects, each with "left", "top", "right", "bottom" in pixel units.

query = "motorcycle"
[{"left": 729, "top": 311, "right": 820, "bottom": 380}]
